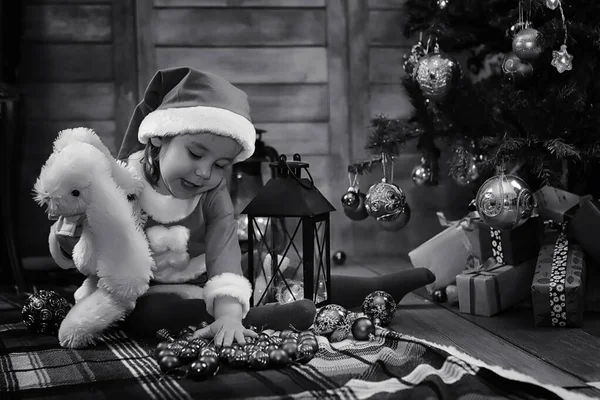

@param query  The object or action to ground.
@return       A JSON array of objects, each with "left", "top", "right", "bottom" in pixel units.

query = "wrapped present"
[
  {"left": 534, "top": 186, "right": 580, "bottom": 223},
  {"left": 585, "top": 259, "right": 600, "bottom": 312},
  {"left": 531, "top": 223, "right": 586, "bottom": 327},
  {"left": 568, "top": 197, "right": 600, "bottom": 265},
  {"left": 409, "top": 212, "right": 481, "bottom": 294},
  {"left": 456, "top": 257, "right": 536, "bottom": 317},
  {"left": 478, "top": 216, "right": 541, "bottom": 266}
]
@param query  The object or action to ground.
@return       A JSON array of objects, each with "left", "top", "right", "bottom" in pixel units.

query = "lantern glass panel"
[{"left": 249, "top": 215, "right": 329, "bottom": 306}]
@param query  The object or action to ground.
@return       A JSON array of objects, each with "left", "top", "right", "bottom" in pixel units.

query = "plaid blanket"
[{"left": 0, "top": 293, "right": 594, "bottom": 400}]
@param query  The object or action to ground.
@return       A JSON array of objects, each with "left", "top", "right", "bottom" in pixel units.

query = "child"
[{"left": 50, "top": 67, "right": 435, "bottom": 346}]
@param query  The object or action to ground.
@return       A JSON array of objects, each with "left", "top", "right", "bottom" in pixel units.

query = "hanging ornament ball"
[
  {"left": 453, "top": 162, "right": 480, "bottom": 186},
  {"left": 351, "top": 317, "right": 376, "bottom": 341},
  {"left": 545, "top": 0, "right": 559, "bottom": 10},
  {"left": 437, "top": 0, "right": 449, "bottom": 9},
  {"left": 362, "top": 291, "right": 397, "bottom": 327},
  {"left": 365, "top": 181, "right": 407, "bottom": 221},
  {"left": 505, "top": 21, "right": 527, "bottom": 38},
  {"left": 312, "top": 304, "right": 349, "bottom": 336},
  {"left": 332, "top": 250, "right": 346, "bottom": 265},
  {"left": 501, "top": 52, "right": 534, "bottom": 84},
  {"left": 512, "top": 28, "right": 544, "bottom": 62},
  {"left": 432, "top": 289, "right": 447, "bottom": 303},
  {"left": 415, "top": 52, "right": 461, "bottom": 101},
  {"left": 344, "top": 191, "right": 369, "bottom": 221},
  {"left": 475, "top": 174, "right": 535, "bottom": 230},
  {"left": 377, "top": 202, "right": 411, "bottom": 231},
  {"left": 341, "top": 189, "right": 360, "bottom": 211},
  {"left": 412, "top": 163, "right": 433, "bottom": 187},
  {"left": 403, "top": 41, "right": 427, "bottom": 78},
  {"left": 22, "top": 290, "right": 71, "bottom": 335}
]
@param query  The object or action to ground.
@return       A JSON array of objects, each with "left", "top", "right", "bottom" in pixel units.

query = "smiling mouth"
[{"left": 181, "top": 179, "right": 201, "bottom": 189}]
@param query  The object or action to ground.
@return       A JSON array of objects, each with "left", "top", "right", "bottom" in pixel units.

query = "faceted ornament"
[{"left": 551, "top": 45, "right": 573, "bottom": 74}]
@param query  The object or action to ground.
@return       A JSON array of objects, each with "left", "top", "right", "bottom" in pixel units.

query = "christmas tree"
[{"left": 348, "top": 0, "right": 600, "bottom": 202}]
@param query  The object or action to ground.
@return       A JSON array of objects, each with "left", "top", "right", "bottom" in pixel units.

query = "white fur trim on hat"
[
  {"left": 203, "top": 272, "right": 253, "bottom": 318},
  {"left": 127, "top": 151, "right": 202, "bottom": 223},
  {"left": 138, "top": 106, "right": 255, "bottom": 163}
]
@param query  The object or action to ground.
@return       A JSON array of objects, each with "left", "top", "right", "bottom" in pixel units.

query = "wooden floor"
[{"left": 332, "top": 256, "right": 600, "bottom": 399}]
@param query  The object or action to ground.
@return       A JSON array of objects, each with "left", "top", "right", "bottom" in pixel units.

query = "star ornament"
[{"left": 551, "top": 45, "right": 573, "bottom": 73}]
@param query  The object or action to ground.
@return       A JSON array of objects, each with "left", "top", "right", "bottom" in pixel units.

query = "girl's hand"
[{"left": 192, "top": 316, "right": 257, "bottom": 347}]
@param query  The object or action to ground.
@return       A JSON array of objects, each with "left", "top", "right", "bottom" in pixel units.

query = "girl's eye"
[
  {"left": 188, "top": 150, "right": 201, "bottom": 159},
  {"left": 71, "top": 190, "right": 80, "bottom": 197}
]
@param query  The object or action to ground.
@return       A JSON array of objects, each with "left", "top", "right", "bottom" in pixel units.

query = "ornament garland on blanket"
[{"left": 154, "top": 324, "right": 319, "bottom": 380}]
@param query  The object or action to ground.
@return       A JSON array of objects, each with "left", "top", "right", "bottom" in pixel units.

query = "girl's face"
[{"left": 155, "top": 133, "right": 241, "bottom": 198}]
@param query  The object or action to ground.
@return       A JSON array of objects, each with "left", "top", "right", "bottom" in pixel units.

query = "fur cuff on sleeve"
[
  {"left": 203, "top": 273, "right": 253, "bottom": 318},
  {"left": 48, "top": 223, "right": 76, "bottom": 270}
]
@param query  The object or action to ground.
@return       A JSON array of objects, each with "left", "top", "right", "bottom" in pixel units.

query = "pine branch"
[
  {"left": 545, "top": 139, "right": 582, "bottom": 160},
  {"left": 348, "top": 156, "right": 383, "bottom": 176}
]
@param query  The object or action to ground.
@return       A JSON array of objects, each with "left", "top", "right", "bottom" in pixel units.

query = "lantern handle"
[{"left": 281, "top": 154, "right": 314, "bottom": 190}]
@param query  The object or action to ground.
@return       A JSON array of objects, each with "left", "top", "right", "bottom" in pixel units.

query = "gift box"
[
  {"left": 409, "top": 212, "right": 481, "bottom": 294},
  {"left": 535, "top": 186, "right": 580, "bottom": 223},
  {"left": 585, "top": 259, "right": 600, "bottom": 312},
  {"left": 456, "top": 258, "right": 536, "bottom": 317},
  {"left": 568, "top": 197, "right": 600, "bottom": 265},
  {"left": 531, "top": 225, "right": 586, "bottom": 327},
  {"left": 478, "top": 216, "right": 541, "bottom": 266}
]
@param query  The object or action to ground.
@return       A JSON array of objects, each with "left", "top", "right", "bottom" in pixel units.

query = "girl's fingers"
[
  {"left": 192, "top": 326, "right": 212, "bottom": 339},
  {"left": 234, "top": 331, "right": 246, "bottom": 346},
  {"left": 222, "top": 330, "right": 235, "bottom": 348},
  {"left": 244, "top": 329, "right": 258, "bottom": 338}
]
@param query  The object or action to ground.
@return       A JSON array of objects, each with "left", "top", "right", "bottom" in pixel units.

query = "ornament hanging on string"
[
  {"left": 501, "top": 52, "right": 534, "bottom": 84},
  {"left": 475, "top": 170, "right": 535, "bottom": 230},
  {"left": 402, "top": 33, "right": 427, "bottom": 79},
  {"left": 365, "top": 154, "right": 410, "bottom": 231},
  {"left": 415, "top": 39, "right": 461, "bottom": 102},
  {"left": 511, "top": 1, "right": 544, "bottom": 62},
  {"left": 449, "top": 140, "right": 486, "bottom": 187},
  {"left": 411, "top": 157, "right": 438, "bottom": 187},
  {"left": 550, "top": 2, "right": 573, "bottom": 73},
  {"left": 342, "top": 172, "right": 369, "bottom": 221}
]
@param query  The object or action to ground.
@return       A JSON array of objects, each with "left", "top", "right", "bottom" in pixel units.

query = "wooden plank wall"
[
  {"left": 18, "top": 0, "right": 137, "bottom": 258},
  {"left": 16, "top": 0, "right": 473, "bottom": 261}
]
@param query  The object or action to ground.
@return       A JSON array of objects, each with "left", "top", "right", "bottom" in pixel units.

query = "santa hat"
[{"left": 117, "top": 67, "right": 255, "bottom": 162}]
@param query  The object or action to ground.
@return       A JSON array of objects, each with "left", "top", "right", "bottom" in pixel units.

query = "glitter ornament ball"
[
  {"left": 312, "top": 304, "right": 349, "bottom": 336},
  {"left": 365, "top": 181, "right": 407, "bottom": 221},
  {"left": 512, "top": 28, "right": 544, "bottom": 61},
  {"left": 344, "top": 191, "right": 369, "bottom": 221},
  {"left": 502, "top": 52, "right": 534, "bottom": 84},
  {"left": 377, "top": 202, "right": 411, "bottom": 231},
  {"left": 362, "top": 291, "right": 397, "bottom": 327},
  {"left": 22, "top": 290, "right": 71, "bottom": 335},
  {"left": 475, "top": 174, "right": 535, "bottom": 230},
  {"left": 415, "top": 52, "right": 461, "bottom": 101},
  {"left": 403, "top": 41, "right": 427, "bottom": 78}
]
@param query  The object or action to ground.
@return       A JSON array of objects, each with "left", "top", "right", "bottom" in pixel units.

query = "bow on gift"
[
  {"left": 463, "top": 256, "right": 505, "bottom": 277},
  {"left": 462, "top": 256, "right": 506, "bottom": 315},
  {"left": 436, "top": 211, "right": 481, "bottom": 231}
]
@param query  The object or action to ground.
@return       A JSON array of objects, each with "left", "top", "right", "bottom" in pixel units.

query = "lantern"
[{"left": 242, "top": 154, "right": 335, "bottom": 307}]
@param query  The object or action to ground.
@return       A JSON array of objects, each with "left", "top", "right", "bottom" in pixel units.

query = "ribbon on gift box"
[
  {"left": 436, "top": 211, "right": 480, "bottom": 232},
  {"left": 462, "top": 257, "right": 505, "bottom": 315},
  {"left": 548, "top": 229, "right": 570, "bottom": 327}
]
